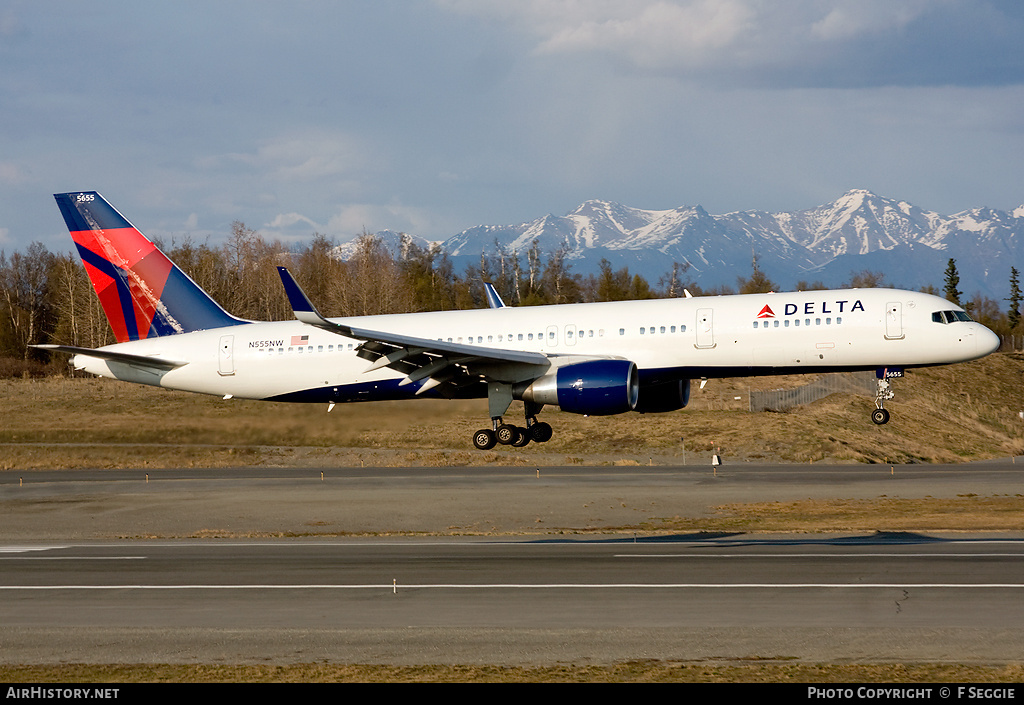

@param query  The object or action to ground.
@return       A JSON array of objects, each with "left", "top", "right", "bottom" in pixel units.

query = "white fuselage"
[{"left": 71, "top": 288, "right": 999, "bottom": 405}]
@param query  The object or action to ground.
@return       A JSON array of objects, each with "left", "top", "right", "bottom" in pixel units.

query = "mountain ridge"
[{"left": 346, "top": 190, "right": 1024, "bottom": 297}]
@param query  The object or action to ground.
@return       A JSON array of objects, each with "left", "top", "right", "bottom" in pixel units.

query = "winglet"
[
  {"left": 276, "top": 267, "right": 324, "bottom": 323},
  {"left": 484, "top": 282, "right": 506, "bottom": 309},
  {"left": 276, "top": 267, "right": 354, "bottom": 334}
]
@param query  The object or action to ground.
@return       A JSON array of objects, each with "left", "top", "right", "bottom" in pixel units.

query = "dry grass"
[
  {"left": 2, "top": 662, "right": 1022, "bottom": 683},
  {"left": 643, "top": 496, "right": 1024, "bottom": 533},
  {"left": 2, "top": 354, "right": 1024, "bottom": 468}
]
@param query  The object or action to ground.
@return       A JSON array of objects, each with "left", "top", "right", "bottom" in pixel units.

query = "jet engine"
[
  {"left": 634, "top": 378, "right": 691, "bottom": 413},
  {"left": 516, "top": 359, "right": 639, "bottom": 415}
]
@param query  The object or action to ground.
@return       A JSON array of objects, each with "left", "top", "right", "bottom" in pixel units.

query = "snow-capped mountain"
[
  {"left": 349, "top": 190, "right": 1024, "bottom": 297},
  {"left": 332, "top": 229, "right": 438, "bottom": 261}
]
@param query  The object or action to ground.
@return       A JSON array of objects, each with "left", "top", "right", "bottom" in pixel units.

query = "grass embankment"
[{"left": 2, "top": 353, "right": 1023, "bottom": 468}]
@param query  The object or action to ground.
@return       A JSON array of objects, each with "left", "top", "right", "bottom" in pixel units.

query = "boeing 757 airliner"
[{"left": 38, "top": 192, "right": 1000, "bottom": 449}]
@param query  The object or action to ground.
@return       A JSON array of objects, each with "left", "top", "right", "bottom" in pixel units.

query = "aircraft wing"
[
  {"left": 32, "top": 344, "right": 189, "bottom": 372},
  {"left": 276, "top": 267, "right": 551, "bottom": 394}
]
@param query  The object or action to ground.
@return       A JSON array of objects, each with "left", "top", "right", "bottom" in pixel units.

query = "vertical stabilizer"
[{"left": 54, "top": 192, "right": 245, "bottom": 342}]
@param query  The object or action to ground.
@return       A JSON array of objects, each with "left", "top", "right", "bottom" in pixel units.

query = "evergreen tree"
[
  {"left": 943, "top": 258, "right": 962, "bottom": 306},
  {"left": 1007, "top": 267, "right": 1022, "bottom": 330},
  {"left": 737, "top": 253, "right": 777, "bottom": 294}
]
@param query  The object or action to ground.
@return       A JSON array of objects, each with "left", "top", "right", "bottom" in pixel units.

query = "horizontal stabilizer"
[{"left": 32, "top": 344, "right": 188, "bottom": 371}]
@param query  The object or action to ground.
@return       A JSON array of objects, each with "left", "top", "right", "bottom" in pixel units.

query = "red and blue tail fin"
[{"left": 54, "top": 192, "right": 246, "bottom": 342}]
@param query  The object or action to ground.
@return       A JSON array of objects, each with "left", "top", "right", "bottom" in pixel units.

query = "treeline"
[{"left": 1, "top": 224, "right": 1021, "bottom": 376}]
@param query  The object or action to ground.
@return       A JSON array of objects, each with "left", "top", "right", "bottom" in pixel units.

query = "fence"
[
  {"left": 1000, "top": 335, "right": 1024, "bottom": 352},
  {"left": 749, "top": 371, "right": 877, "bottom": 412}
]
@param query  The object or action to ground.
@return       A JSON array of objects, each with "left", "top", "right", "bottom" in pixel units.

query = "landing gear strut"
[{"left": 872, "top": 373, "right": 896, "bottom": 425}]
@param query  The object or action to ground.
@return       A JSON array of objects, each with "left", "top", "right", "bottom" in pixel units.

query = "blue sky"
[{"left": 3, "top": 1, "right": 1024, "bottom": 252}]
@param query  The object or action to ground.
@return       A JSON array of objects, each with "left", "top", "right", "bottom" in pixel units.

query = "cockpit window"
[{"left": 932, "top": 310, "right": 974, "bottom": 324}]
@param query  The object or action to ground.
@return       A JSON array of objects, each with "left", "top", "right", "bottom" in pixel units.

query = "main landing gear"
[
  {"left": 472, "top": 394, "right": 553, "bottom": 450},
  {"left": 472, "top": 416, "right": 554, "bottom": 450}
]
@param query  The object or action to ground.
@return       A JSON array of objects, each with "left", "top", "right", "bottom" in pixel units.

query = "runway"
[{"left": 2, "top": 462, "right": 1024, "bottom": 664}]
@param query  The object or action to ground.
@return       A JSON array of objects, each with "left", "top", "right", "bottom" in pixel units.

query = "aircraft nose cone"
[{"left": 979, "top": 326, "right": 1000, "bottom": 356}]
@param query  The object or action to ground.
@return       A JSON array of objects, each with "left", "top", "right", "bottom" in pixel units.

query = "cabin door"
[
  {"left": 696, "top": 308, "right": 715, "bottom": 349},
  {"left": 218, "top": 335, "right": 235, "bottom": 376},
  {"left": 885, "top": 302, "right": 904, "bottom": 340}
]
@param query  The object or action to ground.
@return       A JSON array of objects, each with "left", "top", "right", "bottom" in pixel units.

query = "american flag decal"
[{"left": 290, "top": 334, "right": 309, "bottom": 346}]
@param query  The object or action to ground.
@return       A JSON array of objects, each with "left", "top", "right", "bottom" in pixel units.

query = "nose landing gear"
[{"left": 871, "top": 369, "right": 900, "bottom": 425}]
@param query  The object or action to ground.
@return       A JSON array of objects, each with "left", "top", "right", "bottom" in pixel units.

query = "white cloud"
[
  {"left": 265, "top": 212, "right": 324, "bottom": 231},
  {"left": 198, "top": 129, "right": 378, "bottom": 184},
  {"left": 439, "top": 0, "right": 1020, "bottom": 88},
  {"left": 0, "top": 161, "right": 32, "bottom": 186},
  {"left": 535, "top": 0, "right": 755, "bottom": 68},
  {"left": 810, "top": 2, "right": 930, "bottom": 41},
  {"left": 325, "top": 202, "right": 446, "bottom": 241}
]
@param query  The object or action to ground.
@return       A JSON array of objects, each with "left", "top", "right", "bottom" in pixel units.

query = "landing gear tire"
[
  {"left": 473, "top": 428, "right": 497, "bottom": 450},
  {"left": 496, "top": 424, "right": 517, "bottom": 445},
  {"left": 528, "top": 421, "right": 553, "bottom": 443},
  {"left": 871, "top": 408, "right": 890, "bottom": 425},
  {"left": 511, "top": 427, "right": 531, "bottom": 447}
]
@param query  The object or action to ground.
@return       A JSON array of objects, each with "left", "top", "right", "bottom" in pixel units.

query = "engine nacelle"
[
  {"left": 517, "top": 359, "right": 639, "bottom": 416},
  {"left": 634, "top": 378, "right": 691, "bottom": 413}
]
